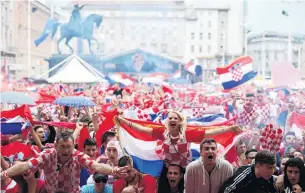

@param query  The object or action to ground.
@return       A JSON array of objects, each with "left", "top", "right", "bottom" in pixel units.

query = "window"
[
  {"left": 208, "top": 11, "right": 212, "bottom": 16},
  {"left": 274, "top": 52, "right": 278, "bottom": 60},
  {"left": 266, "top": 53, "right": 269, "bottom": 60},
  {"left": 173, "top": 46, "right": 178, "bottom": 53},
  {"left": 140, "top": 43, "right": 147, "bottom": 48},
  {"left": 151, "top": 43, "right": 157, "bottom": 50},
  {"left": 220, "top": 46, "right": 223, "bottom": 52},
  {"left": 200, "top": 22, "right": 204, "bottom": 28},
  {"left": 191, "top": 45, "right": 194, "bottom": 53},
  {"left": 110, "top": 12, "right": 115, "bottom": 17},
  {"left": 208, "top": 21, "right": 211, "bottom": 27},
  {"left": 199, "top": 45, "right": 202, "bottom": 53},
  {"left": 141, "top": 34, "right": 146, "bottom": 41},
  {"left": 208, "top": 45, "right": 211, "bottom": 53},
  {"left": 221, "top": 21, "right": 225, "bottom": 28},
  {"left": 200, "top": 33, "right": 203, "bottom": 40},
  {"left": 191, "top": 33, "right": 195, "bottom": 40},
  {"left": 162, "top": 43, "right": 167, "bottom": 53},
  {"left": 220, "top": 33, "right": 224, "bottom": 40},
  {"left": 208, "top": 33, "right": 211, "bottom": 40}
]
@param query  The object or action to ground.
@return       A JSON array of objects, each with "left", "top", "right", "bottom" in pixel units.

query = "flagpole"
[
  {"left": 222, "top": 35, "right": 226, "bottom": 66},
  {"left": 287, "top": 16, "right": 292, "bottom": 63},
  {"left": 28, "top": 0, "right": 31, "bottom": 78},
  {"left": 261, "top": 32, "right": 266, "bottom": 78}
]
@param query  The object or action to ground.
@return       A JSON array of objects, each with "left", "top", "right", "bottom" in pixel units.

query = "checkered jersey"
[
  {"left": 27, "top": 148, "right": 94, "bottom": 193},
  {"left": 155, "top": 136, "right": 191, "bottom": 168},
  {"left": 255, "top": 103, "right": 270, "bottom": 124},
  {"left": 237, "top": 108, "right": 258, "bottom": 127}
]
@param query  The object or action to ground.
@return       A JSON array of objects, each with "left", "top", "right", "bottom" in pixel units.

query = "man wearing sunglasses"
[{"left": 81, "top": 173, "right": 112, "bottom": 193}]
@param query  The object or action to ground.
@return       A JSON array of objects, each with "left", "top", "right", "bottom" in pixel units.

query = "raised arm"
[
  {"left": 78, "top": 4, "right": 86, "bottom": 11},
  {"left": 116, "top": 116, "right": 153, "bottom": 136},
  {"left": 205, "top": 126, "right": 241, "bottom": 137},
  {"left": 1, "top": 161, "right": 30, "bottom": 179}
]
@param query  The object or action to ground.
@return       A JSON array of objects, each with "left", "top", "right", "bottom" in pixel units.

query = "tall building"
[
  {"left": 1, "top": 0, "right": 60, "bottom": 81},
  {"left": 61, "top": 0, "right": 244, "bottom": 76},
  {"left": 247, "top": 31, "right": 305, "bottom": 78}
]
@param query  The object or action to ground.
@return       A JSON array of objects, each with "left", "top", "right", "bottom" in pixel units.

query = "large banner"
[{"left": 100, "top": 49, "right": 180, "bottom": 74}]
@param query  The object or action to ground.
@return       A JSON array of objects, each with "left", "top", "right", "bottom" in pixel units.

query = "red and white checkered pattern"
[
  {"left": 192, "top": 107, "right": 205, "bottom": 118},
  {"left": 136, "top": 109, "right": 151, "bottom": 121},
  {"left": 237, "top": 108, "right": 258, "bottom": 126},
  {"left": 231, "top": 68, "right": 243, "bottom": 81},
  {"left": 259, "top": 124, "right": 283, "bottom": 152},
  {"left": 155, "top": 136, "right": 191, "bottom": 168},
  {"left": 28, "top": 148, "right": 94, "bottom": 193},
  {"left": 255, "top": 103, "right": 270, "bottom": 124}
]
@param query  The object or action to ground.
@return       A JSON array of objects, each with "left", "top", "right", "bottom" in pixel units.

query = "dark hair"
[
  {"left": 118, "top": 155, "right": 132, "bottom": 167},
  {"left": 33, "top": 125, "right": 43, "bottom": 132},
  {"left": 158, "top": 164, "right": 185, "bottom": 193},
  {"left": 56, "top": 131, "right": 74, "bottom": 143},
  {"left": 101, "top": 131, "right": 116, "bottom": 144},
  {"left": 168, "top": 164, "right": 184, "bottom": 175},
  {"left": 83, "top": 138, "right": 97, "bottom": 149},
  {"left": 200, "top": 138, "right": 217, "bottom": 152},
  {"left": 257, "top": 89, "right": 264, "bottom": 94},
  {"left": 245, "top": 149, "right": 257, "bottom": 159},
  {"left": 246, "top": 93, "right": 255, "bottom": 98},
  {"left": 294, "top": 150, "right": 305, "bottom": 161},
  {"left": 284, "top": 158, "right": 305, "bottom": 190},
  {"left": 80, "top": 116, "right": 91, "bottom": 123},
  {"left": 88, "top": 121, "right": 93, "bottom": 126},
  {"left": 254, "top": 150, "right": 275, "bottom": 166}
]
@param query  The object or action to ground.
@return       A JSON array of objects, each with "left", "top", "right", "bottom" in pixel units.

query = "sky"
[{"left": 42, "top": 0, "right": 305, "bottom": 34}]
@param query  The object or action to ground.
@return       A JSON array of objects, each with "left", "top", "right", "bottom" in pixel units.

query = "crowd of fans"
[{"left": 1, "top": 82, "right": 305, "bottom": 193}]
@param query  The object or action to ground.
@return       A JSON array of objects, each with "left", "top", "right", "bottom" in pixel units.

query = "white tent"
[{"left": 42, "top": 54, "right": 106, "bottom": 83}]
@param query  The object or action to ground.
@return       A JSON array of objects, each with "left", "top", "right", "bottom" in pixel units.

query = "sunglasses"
[{"left": 94, "top": 176, "right": 108, "bottom": 184}]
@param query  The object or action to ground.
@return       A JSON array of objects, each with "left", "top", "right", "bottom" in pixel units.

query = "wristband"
[{"left": 1, "top": 171, "right": 8, "bottom": 179}]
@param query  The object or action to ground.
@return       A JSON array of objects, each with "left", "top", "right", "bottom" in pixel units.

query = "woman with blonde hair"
[{"left": 115, "top": 111, "right": 240, "bottom": 184}]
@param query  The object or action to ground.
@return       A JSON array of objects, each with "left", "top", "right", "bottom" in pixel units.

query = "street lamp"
[{"left": 243, "top": 23, "right": 251, "bottom": 56}]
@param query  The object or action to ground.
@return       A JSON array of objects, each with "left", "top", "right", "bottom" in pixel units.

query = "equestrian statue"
[{"left": 51, "top": 4, "right": 102, "bottom": 54}]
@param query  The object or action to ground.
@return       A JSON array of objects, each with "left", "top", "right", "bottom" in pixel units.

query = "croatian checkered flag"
[{"left": 134, "top": 107, "right": 152, "bottom": 121}]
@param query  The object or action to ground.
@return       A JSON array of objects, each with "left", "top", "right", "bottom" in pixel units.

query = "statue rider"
[{"left": 68, "top": 4, "right": 86, "bottom": 34}]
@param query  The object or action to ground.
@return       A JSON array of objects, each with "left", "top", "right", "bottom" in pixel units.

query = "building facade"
[
  {"left": 61, "top": 0, "right": 244, "bottom": 78},
  {"left": 1, "top": 0, "right": 59, "bottom": 81},
  {"left": 247, "top": 31, "right": 305, "bottom": 78}
]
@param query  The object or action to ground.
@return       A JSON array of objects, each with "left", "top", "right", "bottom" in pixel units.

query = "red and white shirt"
[
  {"left": 27, "top": 148, "right": 94, "bottom": 193},
  {"left": 153, "top": 127, "right": 206, "bottom": 168},
  {"left": 1, "top": 179, "right": 18, "bottom": 193}
]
